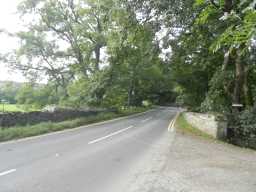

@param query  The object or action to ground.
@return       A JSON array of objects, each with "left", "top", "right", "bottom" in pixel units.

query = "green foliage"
[
  {"left": 16, "top": 83, "right": 59, "bottom": 108},
  {"left": 237, "top": 110, "right": 256, "bottom": 132},
  {"left": 106, "top": 19, "right": 173, "bottom": 106},
  {"left": 165, "top": 0, "right": 256, "bottom": 112},
  {"left": 211, "top": 7, "right": 256, "bottom": 53},
  {"left": 15, "top": 84, "right": 35, "bottom": 105},
  {"left": 201, "top": 69, "right": 233, "bottom": 112},
  {"left": 194, "top": 0, "right": 205, "bottom": 6},
  {"left": 102, "top": 87, "right": 128, "bottom": 107},
  {"left": 195, "top": 5, "right": 220, "bottom": 25},
  {"left": 0, "top": 82, "right": 20, "bottom": 104},
  {"left": 2, "top": 0, "right": 176, "bottom": 109},
  {"left": 228, "top": 109, "right": 256, "bottom": 147},
  {"left": 4, "top": 0, "right": 255, "bottom": 115}
]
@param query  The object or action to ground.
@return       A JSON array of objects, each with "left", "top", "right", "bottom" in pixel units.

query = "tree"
[
  {"left": 16, "top": 83, "right": 59, "bottom": 108},
  {"left": 64, "top": 1, "right": 167, "bottom": 107},
  {"left": 195, "top": 0, "right": 256, "bottom": 110},
  {"left": 15, "top": 84, "right": 36, "bottom": 106},
  {"left": 0, "top": 82, "right": 19, "bottom": 104},
  {"left": 3, "top": 0, "right": 201, "bottom": 108}
]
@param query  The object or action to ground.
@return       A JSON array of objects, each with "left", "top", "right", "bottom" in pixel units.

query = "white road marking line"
[
  {"left": 0, "top": 169, "right": 16, "bottom": 177},
  {"left": 141, "top": 117, "right": 152, "bottom": 123},
  {"left": 88, "top": 126, "right": 134, "bottom": 145}
]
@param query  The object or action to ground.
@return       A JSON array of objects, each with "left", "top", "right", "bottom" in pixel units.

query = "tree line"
[
  {"left": 1, "top": 0, "right": 256, "bottom": 114},
  {"left": 1, "top": 0, "right": 175, "bottom": 108}
]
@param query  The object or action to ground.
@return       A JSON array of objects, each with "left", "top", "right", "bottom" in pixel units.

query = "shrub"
[
  {"left": 229, "top": 110, "right": 256, "bottom": 137},
  {"left": 228, "top": 109, "right": 256, "bottom": 149}
]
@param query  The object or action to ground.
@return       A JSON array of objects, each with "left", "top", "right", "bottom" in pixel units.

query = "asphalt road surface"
[{"left": 0, "top": 107, "right": 178, "bottom": 192}]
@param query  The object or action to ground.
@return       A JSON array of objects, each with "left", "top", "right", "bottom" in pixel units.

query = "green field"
[{"left": 0, "top": 104, "right": 39, "bottom": 112}]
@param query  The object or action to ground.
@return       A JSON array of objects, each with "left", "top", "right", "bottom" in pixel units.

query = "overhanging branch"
[{"left": 209, "top": 0, "right": 220, "bottom": 9}]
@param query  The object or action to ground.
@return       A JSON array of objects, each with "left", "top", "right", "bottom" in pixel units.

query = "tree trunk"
[
  {"left": 127, "top": 84, "right": 133, "bottom": 107},
  {"left": 222, "top": 50, "right": 230, "bottom": 71},
  {"left": 232, "top": 49, "right": 244, "bottom": 108},
  {"left": 222, "top": 50, "right": 233, "bottom": 98},
  {"left": 127, "top": 88, "right": 132, "bottom": 107},
  {"left": 127, "top": 77, "right": 135, "bottom": 106},
  {"left": 95, "top": 16, "right": 103, "bottom": 72},
  {"left": 243, "top": 65, "right": 253, "bottom": 107},
  {"left": 95, "top": 44, "right": 101, "bottom": 71},
  {"left": 224, "top": 0, "right": 233, "bottom": 13}
]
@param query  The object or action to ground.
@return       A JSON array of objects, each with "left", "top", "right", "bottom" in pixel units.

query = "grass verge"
[
  {"left": 175, "top": 113, "right": 213, "bottom": 139},
  {"left": 0, "top": 107, "right": 150, "bottom": 142}
]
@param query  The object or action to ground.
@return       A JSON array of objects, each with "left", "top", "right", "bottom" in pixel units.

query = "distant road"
[{"left": 0, "top": 107, "right": 179, "bottom": 192}]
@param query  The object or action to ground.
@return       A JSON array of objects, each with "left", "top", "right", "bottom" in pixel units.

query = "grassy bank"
[
  {"left": 0, "top": 107, "right": 150, "bottom": 142},
  {"left": 175, "top": 113, "right": 213, "bottom": 139}
]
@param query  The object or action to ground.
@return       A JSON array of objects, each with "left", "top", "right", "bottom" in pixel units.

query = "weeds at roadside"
[{"left": 175, "top": 113, "right": 213, "bottom": 139}]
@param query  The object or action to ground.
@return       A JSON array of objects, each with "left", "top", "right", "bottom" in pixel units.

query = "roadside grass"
[
  {"left": 0, "top": 107, "right": 150, "bottom": 142},
  {"left": 175, "top": 113, "right": 213, "bottom": 139}
]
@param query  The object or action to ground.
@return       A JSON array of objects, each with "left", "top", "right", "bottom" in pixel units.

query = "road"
[{"left": 0, "top": 107, "right": 178, "bottom": 192}]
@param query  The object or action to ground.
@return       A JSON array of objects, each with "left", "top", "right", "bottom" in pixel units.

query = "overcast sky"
[{"left": 0, "top": 0, "right": 27, "bottom": 82}]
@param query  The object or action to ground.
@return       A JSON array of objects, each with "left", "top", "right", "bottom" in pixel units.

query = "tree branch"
[{"left": 209, "top": 0, "right": 220, "bottom": 9}]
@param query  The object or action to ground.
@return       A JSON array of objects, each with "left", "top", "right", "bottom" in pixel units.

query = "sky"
[{"left": 0, "top": 0, "right": 27, "bottom": 82}]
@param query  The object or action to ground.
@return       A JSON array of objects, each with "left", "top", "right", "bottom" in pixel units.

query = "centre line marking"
[
  {"left": 168, "top": 119, "right": 174, "bottom": 132},
  {"left": 141, "top": 117, "right": 152, "bottom": 123},
  {"left": 168, "top": 112, "right": 181, "bottom": 132},
  {"left": 0, "top": 169, "right": 16, "bottom": 177},
  {"left": 88, "top": 126, "right": 134, "bottom": 145}
]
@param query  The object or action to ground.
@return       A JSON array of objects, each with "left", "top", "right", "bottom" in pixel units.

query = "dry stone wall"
[
  {"left": 0, "top": 109, "right": 107, "bottom": 128},
  {"left": 183, "top": 112, "right": 227, "bottom": 140}
]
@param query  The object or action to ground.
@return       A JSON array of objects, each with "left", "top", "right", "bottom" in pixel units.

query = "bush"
[
  {"left": 227, "top": 109, "right": 256, "bottom": 149},
  {"left": 229, "top": 110, "right": 256, "bottom": 138}
]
